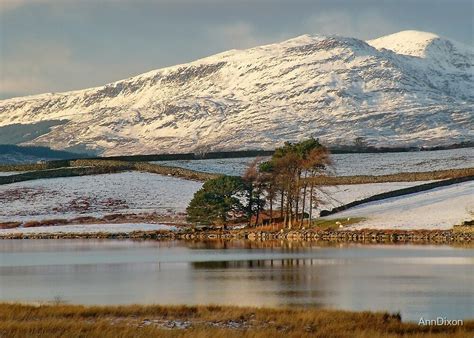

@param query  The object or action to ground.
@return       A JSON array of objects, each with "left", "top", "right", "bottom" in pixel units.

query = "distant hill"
[
  {"left": 0, "top": 145, "right": 89, "bottom": 164},
  {"left": 0, "top": 30, "right": 472, "bottom": 156}
]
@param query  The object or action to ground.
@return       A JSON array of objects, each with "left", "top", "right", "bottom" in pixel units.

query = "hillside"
[
  {"left": 0, "top": 30, "right": 472, "bottom": 156},
  {"left": 0, "top": 145, "right": 89, "bottom": 164}
]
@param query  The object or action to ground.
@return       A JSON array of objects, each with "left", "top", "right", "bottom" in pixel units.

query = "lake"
[{"left": 1, "top": 240, "right": 472, "bottom": 322}]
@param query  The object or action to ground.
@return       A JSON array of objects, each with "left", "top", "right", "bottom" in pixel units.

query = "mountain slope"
[{"left": 0, "top": 30, "right": 472, "bottom": 155}]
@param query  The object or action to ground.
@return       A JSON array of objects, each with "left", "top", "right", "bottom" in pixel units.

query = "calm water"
[{"left": 1, "top": 240, "right": 473, "bottom": 322}]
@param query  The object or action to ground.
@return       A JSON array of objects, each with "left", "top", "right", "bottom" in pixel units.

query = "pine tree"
[{"left": 186, "top": 176, "right": 246, "bottom": 225}]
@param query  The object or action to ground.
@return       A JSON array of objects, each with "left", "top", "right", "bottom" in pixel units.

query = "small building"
[
  {"left": 251, "top": 210, "right": 310, "bottom": 226},
  {"left": 250, "top": 210, "right": 284, "bottom": 226}
]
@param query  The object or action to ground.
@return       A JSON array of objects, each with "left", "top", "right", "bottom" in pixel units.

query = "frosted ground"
[
  {"left": 325, "top": 181, "right": 473, "bottom": 230},
  {"left": 0, "top": 172, "right": 202, "bottom": 222},
  {"left": 313, "top": 181, "right": 434, "bottom": 212},
  {"left": 0, "top": 172, "right": 25, "bottom": 176},
  {"left": 153, "top": 148, "right": 473, "bottom": 177},
  {"left": 0, "top": 171, "right": 434, "bottom": 228},
  {"left": 1, "top": 148, "right": 472, "bottom": 231}
]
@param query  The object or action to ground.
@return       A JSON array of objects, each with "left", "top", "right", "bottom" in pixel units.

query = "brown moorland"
[{"left": 0, "top": 303, "right": 472, "bottom": 338}]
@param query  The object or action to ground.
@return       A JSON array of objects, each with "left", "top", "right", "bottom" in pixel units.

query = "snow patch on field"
[
  {"left": 325, "top": 181, "right": 474, "bottom": 230},
  {"left": 155, "top": 148, "right": 473, "bottom": 177},
  {"left": 316, "top": 181, "right": 435, "bottom": 211},
  {"left": 153, "top": 157, "right": 263, "bottom": 176},
  {"left": 0, "top": 223, "right": 177, "bottom": 235},
  {"left": 331, "top": 148, "right": 474, "bottom": 176},
  {"left": 0, "top": 172, "right": 202, "bottom": 222},
  {"left": 0, "top": 172, "right": 25, "bottom": 176}
]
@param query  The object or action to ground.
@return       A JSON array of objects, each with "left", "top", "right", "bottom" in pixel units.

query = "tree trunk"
[
  {"left": 280, "top": 190, "right": 284, "bottom": 218},
  {"left": 288, "top": 198, "right": 293, "bottom": 229},
  {"left": 300, "top": 171, "right": 308, "bottom": 228},
  {"left": 247, "top": 185, "right": 254, "bottom": 226},
  {"left": 295, "top": 190, "right": 299, "bottom": 224},
  {"left": 309, "top": 179, "right": 314, "bottom": 225},
  {"left": 255, "top": 187, "right": 261, "bottom": 226},
  {"left": 295, "top": 170, "right": 301, "bottom": 224},
  {"left": 300, "top": 187, "right": 307, "bottom": 228},
  {"left": 269, "top": 194, "right": 273, "bottom": 227}
]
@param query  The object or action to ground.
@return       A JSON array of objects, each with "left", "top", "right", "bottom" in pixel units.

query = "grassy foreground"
[{"left": 1, "top": 303, "right": 472, "bottom": 338}]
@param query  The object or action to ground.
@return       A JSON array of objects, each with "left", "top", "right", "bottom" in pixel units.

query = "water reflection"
[
  {"left": 192, "top": 258, "right": 338, "bottom": 269},
  {"left": 0, "top": 240, "right": 472, "bottom": 322}
]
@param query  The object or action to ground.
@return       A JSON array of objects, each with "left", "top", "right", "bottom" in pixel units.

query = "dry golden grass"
[
  {"left": 250, "top": 218, "right": 365, "bottom": 231},
  {"left": 453, "top": 226, "right": 474, "bottom": 234},
  {"left": 0, "top": 303, "right": 472, "bottom": 338},
  {"left": 311, "top": 217, "right": 366, "bottom": 230}
]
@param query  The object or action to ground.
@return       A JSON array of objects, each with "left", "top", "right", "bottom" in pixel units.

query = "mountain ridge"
[{"left": 0, "top": 30, "right": 472, "bottom": 155}]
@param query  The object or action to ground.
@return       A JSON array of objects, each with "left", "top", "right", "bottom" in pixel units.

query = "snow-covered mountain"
[{"left": 0, "top": 30, "right": 472, "bottom": 155}]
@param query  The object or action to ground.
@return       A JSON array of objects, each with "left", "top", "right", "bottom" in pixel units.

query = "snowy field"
[
  {"left": 325, "top": 181, "right": 474, "bottom": 230},
  {"left": 153, "top": 157, "right": 260, "bottom": 176},
  {"left": 1, "top": 165, "right": 470, "bottom": 230},
  {"left": 314, "top": 181, "right": 434, "bottom": 212},
  {"left": 0, "top": 172, "right": 203, "bottom": 222},
  {"left": 153, "top": 148, "right": 473, "bottom": 177},
  {"left": 0, "top": 172, "right": 25, "bottom": 176},
  {"left": 331, "top": 148, "right": 474, "bottom": 176},
  {"left": 0, "top": 223, "right": 176, "bottom": 235},
  {"left": 0, "top": 171, "right": 431, "bottom": 226}
]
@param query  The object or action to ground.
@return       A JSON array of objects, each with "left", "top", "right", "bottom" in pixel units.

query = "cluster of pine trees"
[{"left": 186, "top": 138, "right": 332, "bottom": 228}]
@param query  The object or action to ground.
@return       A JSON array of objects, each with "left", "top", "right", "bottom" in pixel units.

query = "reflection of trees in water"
[
  {"left": 182, "top": 239, "right": 346, "bottom": 250},
  {"left": 192, "top": 258, "right": 326, "bottom": 270},
  {"left": 191, "top": 258, "right": 328, "bottom": 307}
]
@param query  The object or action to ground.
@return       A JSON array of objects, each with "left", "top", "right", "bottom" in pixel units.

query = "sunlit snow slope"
[
  {"left": 0, "top": 30, "right": 472, "bottom": 155},
  {"left": 326, "top": 181, "right": 474, "bottom": 230}
]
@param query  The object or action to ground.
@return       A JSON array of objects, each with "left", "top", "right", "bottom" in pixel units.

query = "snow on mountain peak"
[
  {"left": 0, "top": 31, "right": 472, "bottom": 156},
  {"left": 368, "top": 30, "right": 473, "bottom": 60},
  {"left": 368, "top": 30, "right": 442, "bottom": 57}
]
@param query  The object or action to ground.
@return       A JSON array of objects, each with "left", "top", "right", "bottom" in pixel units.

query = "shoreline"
[
  {"left": 1, "top": 228, "right": 471, "bottom": 244},
  {"left": 1, "top": 303, "right": 472, "bottom": 337}
]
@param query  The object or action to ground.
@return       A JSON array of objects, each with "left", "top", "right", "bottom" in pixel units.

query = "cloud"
[
  {"left": 0, "top": 0, "right": 32, "bottom": 12},
  {"left": 0, "top": 0, "right": 59, "bottom": 12},
  {"left": 211, "top": 22, "right": 260, "bottom": 49},
  {"left": 304, "top": 10, "right": 399, "bottom": 40},
  {"left": 0, "top": 41, "right": 74, "bottom": 96},
  {"left": 0, "top": 38, "right": 170, "bottom": 98},
  {"left": 0, "top": 0, "right": 277, "bottom": 13},
  {"left": 0, "top": 40, "right": 109, "bottom": 98},
  {"left": 206, "top": 21, "right": 290, "bottom": 53}
]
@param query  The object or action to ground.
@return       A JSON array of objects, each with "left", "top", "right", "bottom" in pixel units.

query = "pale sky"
[{"left": 1, "top": 0, "right": 473, "bottom": 99}]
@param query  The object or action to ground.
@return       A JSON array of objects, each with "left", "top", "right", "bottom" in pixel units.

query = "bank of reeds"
[{"left": 1, "top": 303, "right": 472, "bottom": 338}]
